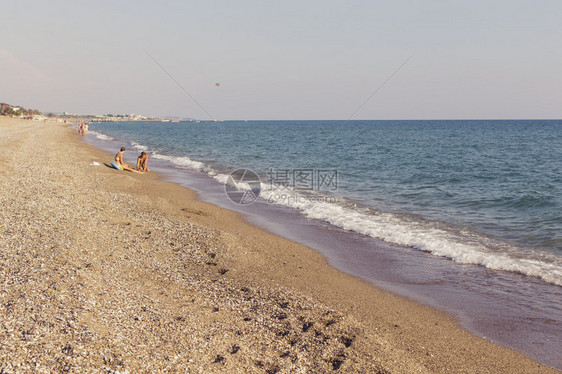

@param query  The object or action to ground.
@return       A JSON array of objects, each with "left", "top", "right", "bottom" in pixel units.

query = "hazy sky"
[{"left": 2, "top": 0, "right": 561, "bottom": 120}]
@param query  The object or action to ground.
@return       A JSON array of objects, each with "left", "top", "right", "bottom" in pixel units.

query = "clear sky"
[{"left": 2, "top": 0, "right": 561, "bottom": 120}]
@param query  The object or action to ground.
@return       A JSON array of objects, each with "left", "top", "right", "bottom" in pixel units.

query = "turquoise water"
[{"left": 89, "top": 120, "right": 562, "bottom": 286}]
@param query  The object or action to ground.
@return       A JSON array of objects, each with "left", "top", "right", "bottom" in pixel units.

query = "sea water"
[
  {"left": 87, "top": 120, "right": 562, "bottom": 368},
  {"left": 90, "top": 120, "right": 562, "bottom": 285}
]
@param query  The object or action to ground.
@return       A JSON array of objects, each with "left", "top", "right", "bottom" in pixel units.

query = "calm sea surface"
[{"left": 90, "top": 120, "right": 562, "bottom": 286}]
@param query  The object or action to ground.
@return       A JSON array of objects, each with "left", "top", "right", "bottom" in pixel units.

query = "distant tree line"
[
  {"left": 0, "top": 103, "right": 42, "bottom": 117},
  {"left": 0, "top": 103, "right": 153, "bottom": 121}
]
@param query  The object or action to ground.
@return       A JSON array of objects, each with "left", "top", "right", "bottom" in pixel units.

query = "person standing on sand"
[
  {"left": 115, "top": 147, "right": 142, "bottom": 173},
  {"left": 136, "top": 151, "right": 150, "bottom": 172}
]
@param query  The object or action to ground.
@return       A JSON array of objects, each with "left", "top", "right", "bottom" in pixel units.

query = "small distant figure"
[
  {"left": 114, "top": 147, "right": 142, "bottom": 173},
  {"left": 83, "top": 122, "right": 88, "bottom": 135},
  {"left": 136, "top": 151, "right": 150, "bottom": 172}
]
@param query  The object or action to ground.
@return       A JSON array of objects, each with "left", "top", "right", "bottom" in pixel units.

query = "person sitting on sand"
[
  {"left": 136, "top": 151, "right": 150, "bottom": 172},
  {"left": 115, "top": 147, "right": 142, "bottom": 173}
]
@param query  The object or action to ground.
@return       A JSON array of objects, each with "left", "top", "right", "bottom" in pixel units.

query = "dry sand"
[{"left": 0, "top": 117, "right": 558, "bottom": 373}]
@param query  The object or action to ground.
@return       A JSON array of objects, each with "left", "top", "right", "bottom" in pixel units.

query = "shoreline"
[
  {"left": 85, "top": 120, "right": 562, "bottom": 369},
  {"left": 1, "top": 117, "right": 558, "bottom": 372}
]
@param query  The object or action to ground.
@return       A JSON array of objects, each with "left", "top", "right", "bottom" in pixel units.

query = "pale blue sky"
[{"left": 2, "top": 0, "right": 561, "bottom": 119}]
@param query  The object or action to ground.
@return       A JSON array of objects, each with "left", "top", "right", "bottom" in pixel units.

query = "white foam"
[
  {"left": 151, "top": 153, "right": 205, "bottom": 171},
  {"left": 130, "top": 141, "right": 148, "bottom": 152},
  {"left": 259, "top": 185, "right": 562, "bottom": 287},
  {"left": 212, "top": 173, "right": 230, "bottom": 185},
  {"left": 89, "top": 130, "right": 114, "bottom": 141},
  {"left": 213, "top": 172, "right": 261, "bottom": 192}
]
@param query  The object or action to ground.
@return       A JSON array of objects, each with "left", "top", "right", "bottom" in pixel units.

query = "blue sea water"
[{"left": 89, "top": 120, "right": 562, "bottom": 287}]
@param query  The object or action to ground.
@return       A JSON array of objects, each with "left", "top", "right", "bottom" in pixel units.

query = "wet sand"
[{"left": 0, "top": 117, "right": 558, "bottom": 373}]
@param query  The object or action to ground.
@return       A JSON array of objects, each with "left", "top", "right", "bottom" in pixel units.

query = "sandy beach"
[{"left": 0, "top": 118, "right": 558, "bottom": 373}]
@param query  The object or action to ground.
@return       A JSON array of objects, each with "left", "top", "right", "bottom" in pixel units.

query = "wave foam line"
[
  {"left": 151, "top": 153, "right": 206, "bottom": 171},
  {"left": 130, "top": 141, "right": 148, "bottom": 152},
  {"left": 89, "top": 130, "right": 115, "bottom": 141},
  {"left": 259, "top": 186, "right": 562, "bottom": 287}
]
